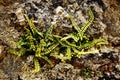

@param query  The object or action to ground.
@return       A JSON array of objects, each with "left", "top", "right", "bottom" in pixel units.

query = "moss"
[
  {"left": 80, "top": 67, "right": 92, "bottom": 78},
  {"left": 9, "top": 8, "right": 106, "bottom": 72}
]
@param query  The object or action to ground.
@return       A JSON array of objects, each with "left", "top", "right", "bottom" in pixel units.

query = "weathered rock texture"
[{"left": 0, "top": 0, "right": 120, "bottom": 80}]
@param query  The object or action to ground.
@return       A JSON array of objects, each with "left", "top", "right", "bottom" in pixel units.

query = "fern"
[{"left": 9, "top": 8, "right": 106, "bottom": 72}]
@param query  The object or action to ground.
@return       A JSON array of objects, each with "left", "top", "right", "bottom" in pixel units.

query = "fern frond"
[
  {"left": 50, "top": 54, "right": 69, "bottom": 62},
  {"left": 69, "top": 14, "right": 82, "bottom": 40},
  {"left": 56, "top": 38, "right": 70, "bottom": 47},
  {"left": 40, "top": 39, "right": 46, "bottom": 51},
  {"left": 72, "top": 48, "right": 99, "bottom": 58},
  {"left": 9, "top": 48, "right": 26, "bottom": 57},
  {"left": 24, "top": 14, "right": 43, "bottom": 37},
  {"left": 35, "top": 46, "right": 41, "bottom": 57},
  {"left": 17, "top": 39, "right": 27, "bottom": 48},
  {"left": 34, "top": 29, "right": 43, "bottom": 37},
  {"left": 79, "top": 39, "right": 106, "bottom": 49},
  {"left": 80, "top": 8, "right": 94, "bottom": 38},
  {"left": 61, "top": 32, "right": 79, "bottom": 42},
  {"left": 41, "top": 55, "right": 53, "bottom": 66},
  {"left": 32, "top": 58, "right": 40, "bottom": 72},
  {"left": 24, "top": 14, "right": 35, "bottom": 35},
  {"left": 45, "top": 25, "right": 53, "bottom": 40},
  {"left": 44, "top": 43, "right": 59, "bottom": 54},
  {"left": 69, "top": 8, "right": 94, "bottom": 41},
  {"left": 63, "top": 40, "right": 78, "bottom": 48},
  {"left": 66, "top": 47, "right": 72, "bottom": 60}
]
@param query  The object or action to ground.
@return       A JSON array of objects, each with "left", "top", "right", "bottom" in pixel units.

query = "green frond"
[
  {"left": 17, "top": 39, "right": 27, "bottom": 48},
  {"left": 44, "top": 43, "right": 59, "bottom": 54},
  {"left": 41, "top": 56, "right": 53, "bottom": 66},
  {"left": 72, "top": 48, "right": 99, "bottom": 58},
  {"left": 32, "top": 57, "right": 40, "bottom": 72},
  {"left": 80, "top": 8, "right": 94, "bottom": 38},
  {"left": 24, "top": 14, "right": 43, "bottom": 37},
  {"left": 45, "top": 25, "right": 53, "bottom": 40},
  {"left": 34, "top": 29, "right": 43, "bottom": 37},
  {"left": 66, "top": 47, "right": 72, "bottom": 60},
  {"left": 69, "top": 14, "right": 82, "bottom": 40},
  {"left": 63, "top": 40, "right": 78, "bottom": 48},
  {"left": 35, "top": 46, "right": 41, "bottom": 57},
  {"left": 9, "top": 48, "right": 26, "bottom": 57},
  {"left": 56, "top": 38, "right": 70, "bottom": 47},
  {"left": 61, "top": 33, "right": 79, "bottom": 42},
  {"left": 69, "top": 8, "right": 94, "bottom": 41},
  {"left": 40, "top": 39, "right": 46, "bottom": 51},
  {"left": 50, "top": 54, "right": 68, "bottom": 62},
  {"left": 79, "top": 39, "right": 106, "bottom": 49},
  {"left": 24, "top": 14, "right": 35, "bottom": 35}
]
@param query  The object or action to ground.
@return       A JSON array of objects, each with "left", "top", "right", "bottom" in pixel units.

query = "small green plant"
[
  {"left": 9, "top": 8, "right": 106, "bottom": 72},
  {"left": 80, "top": 67, "right": 92, "bottom": 78}
]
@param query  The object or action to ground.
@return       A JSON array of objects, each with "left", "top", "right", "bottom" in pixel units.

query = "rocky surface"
[{"left": 0, "top": 0, "right": 120, "bottom": 80}]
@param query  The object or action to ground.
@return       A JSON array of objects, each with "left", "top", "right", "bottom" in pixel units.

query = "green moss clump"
[{"left": 9, "top": 8, "right": 106, "bottom": 72}]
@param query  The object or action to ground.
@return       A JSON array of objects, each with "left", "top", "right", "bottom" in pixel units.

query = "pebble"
[
  {"left": 68, "top": 0, "right": 76, "bottom": 3},
  {"left": 0, "top": 5, "right": 4, "bottom": 12},
  {"left": 55, "top": 6, "right": 69, "bottom": 18},
  {"left": 0, "top": 45, "right": 5, "bottom": 59},
  {"left": 115, "top": 64, "right": 120, "bottom": 71},
  {"left": 15, "top": 8, "right": 25, "bottom": 25},
  {"left": 0, "top": 45, "right": 4, "bottom": 55}
]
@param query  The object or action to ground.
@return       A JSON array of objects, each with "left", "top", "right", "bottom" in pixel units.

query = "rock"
[
  {"left": 0, "top": 69, "right": 9, "bottom": 80},
  {"left": 0, "top": 0, "right": 21, "bottom": 6},
  {"left": 0, "top": 54, "right": 23, "bottom": 80},
  {"left": 116, "top": 64, "right": 120, "bottom": 71},
  {"left": 0, "top": 45, "right": 5, "bottom": 59},
  {"left": 102, "top": 0, "right": 120, "bottom": 45},
  {"left": 68, "top": 0, "right": 76, "bottom": 4},
  {"left": 0, "top": 5, "right": 4, "bottom": 12},
  {"left": 15, "top": 8, "right": 25, "bottom": 25},
  {"left": 0, "top": 0, "right": 120, "bottom": 80}
]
